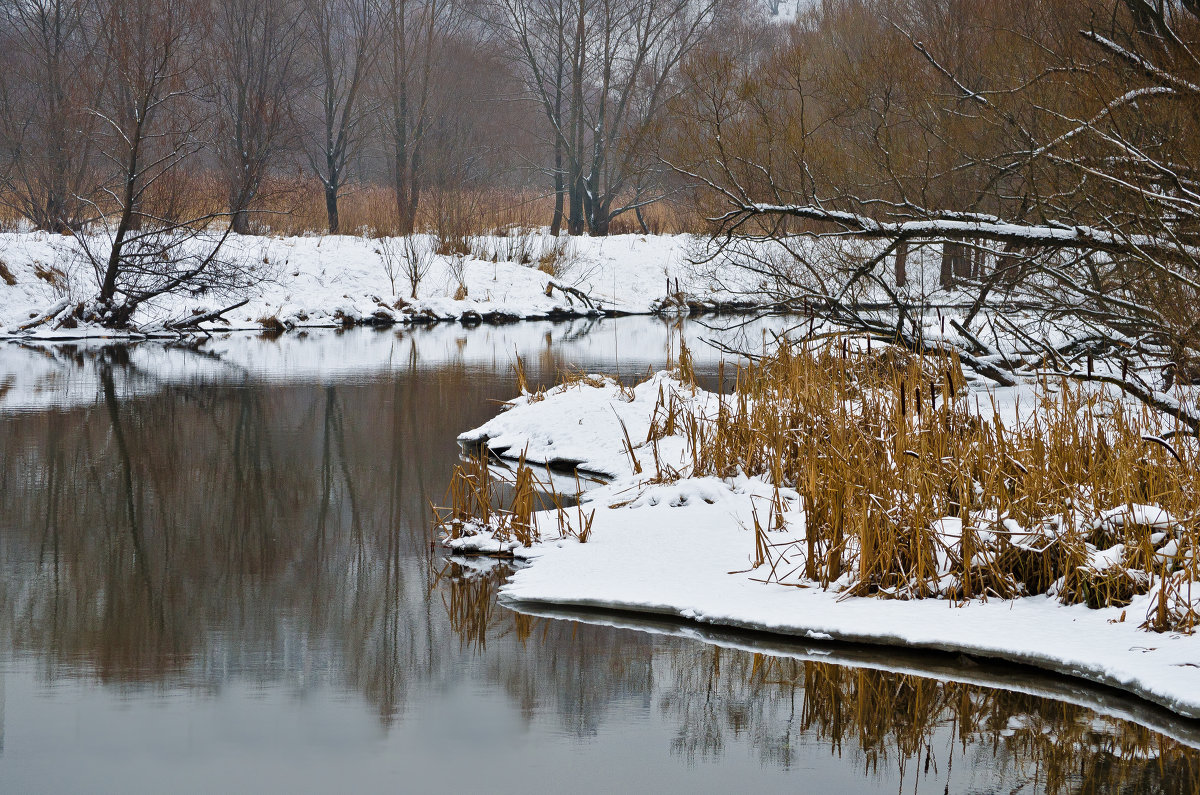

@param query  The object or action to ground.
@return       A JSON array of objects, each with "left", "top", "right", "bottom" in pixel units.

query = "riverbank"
[
  {"left": 0, "top": 231, "right": 763, "bottom": 339},
  {"left": 445, "top": 345, "right": 1200, "bottom": 719}
]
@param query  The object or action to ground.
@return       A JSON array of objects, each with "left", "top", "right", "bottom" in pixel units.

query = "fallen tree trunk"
[{"left": 164, "top": 299, "right": 250, "bottom": 331}]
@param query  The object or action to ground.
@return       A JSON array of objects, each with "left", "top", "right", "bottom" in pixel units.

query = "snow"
[
  {"left": 0, "top": 230, "right": 761, "bottom": 337},
  {"left": 499, "top": 476, "right": 1200, "bottom": 719},
  {"left": 743, "top": 203, "right": 1180, "bottom": 254},
  {"left": 460, "top": 372, "right": 705, "bottom": 477},
  {"left": 455, "top": 371, "right": 1200, "bottom": 720}
]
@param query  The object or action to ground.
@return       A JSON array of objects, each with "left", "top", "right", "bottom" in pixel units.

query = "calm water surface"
[{"left": 1, "top": 318, "right": 1198, "bottom": 794}]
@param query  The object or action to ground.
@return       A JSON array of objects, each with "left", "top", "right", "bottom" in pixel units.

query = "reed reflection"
[{"left": 440, "top": 564, "right": 1200, "bottom": 794}]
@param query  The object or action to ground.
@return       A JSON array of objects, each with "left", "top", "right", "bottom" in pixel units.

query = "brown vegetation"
[
  {"left": 676, "top": 341, "right": 1197, "bottom": 626},
  {"left": 441, "top": 340, "right": 1200, "bottom": 631},
  {"left": 664, "top": 0, "right": 1200, "bottom": 424}
]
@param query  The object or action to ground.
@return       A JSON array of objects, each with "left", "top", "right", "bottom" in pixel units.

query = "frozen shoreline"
[
  {"left": 453, "top": 372, "right": 1200, "bottom": 720},
  {"left": 0, "top": 231, "right": 764, "bottom": 339},
  {"left": 509, "top": 601, "right": 1200, "bottom": 749}
]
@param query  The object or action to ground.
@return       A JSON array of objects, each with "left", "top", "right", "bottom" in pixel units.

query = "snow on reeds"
[
  {"left": 439, "top": 339, "right": 1200, "bottom": 633},
  {"left": 434, "top": 449, "right": 595, "bottom": 555}
]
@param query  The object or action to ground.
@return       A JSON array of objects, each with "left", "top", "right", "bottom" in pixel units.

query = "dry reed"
[
  {"left": 440, "top": 338, "right": 1200, "bottom": 633},
  {"left": 433, "top": 447, "right": 595, "bottom": 553},
  {"left": 646, "top": 340, "right": 1199, "bottom": 631},
  {"left": 1, "top": 176, "right": 708, "bottom": 238}
]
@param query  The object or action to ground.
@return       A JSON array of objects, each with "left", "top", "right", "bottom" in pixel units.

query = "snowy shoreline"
[
  {"left": 449, "top": 370, "right": 1200, "bottom": 721},
  {"left": 0, "top": 230, "right": 765, "bottom": 339},
  {"left": 509, "top": 601, "right": 1200, "bottom": 748}
]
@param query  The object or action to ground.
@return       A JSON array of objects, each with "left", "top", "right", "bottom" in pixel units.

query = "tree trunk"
[
  {"left": 231, "top": 207, "right": 251, "bottom": 235},
  {"left": 568, "top": 174, "right": 585, "bottom": 235},
  {"left": 941, "top": 242, "right": 969, "bottom": 289},
  {"left": 895, "top": 241, "right": 908, "bottom": 287},
  {"left": 567, "top": 0, "right": 585, "bottom": 236},
  {"left": 392, "top": 148, "right": 420, "bottom": 235},
  {"left": 325, "top": 183, "right": 340, "bottom": 234},
  {"left": 551, "top": 16, "right": 565, "bottom": 237},
  {"left": 590, "top": 212, "right": 608, "bottom": 236},
  {"left": 953, "top": 244, "right": 972, "bottom": 281},
  {"left": 583, "top": 169, "right": 600, "bottom": 235},
  {"left": 229, "top": 176, "right": 252, "bottom": 235},
  {"left": 551, "top": 143, "right": 564, "bottom": 236},
  {"left": 971, "top": 242, "right": 985, "bottom": 279},
  {"left": 390, "top": 0, "right": 413, "bottom": 236},
  {"left": 393, "top": 143, "right": 411, "bottom": 234},
  {"left": 394, "top": 158, "right": 413, "bottom": 235}
]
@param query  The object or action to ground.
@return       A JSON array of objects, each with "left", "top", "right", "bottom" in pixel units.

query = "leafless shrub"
[
  {"left": 377, "top": 237, "right": 401, "bottom": 296},
  {"left": 448, "top": 253, "right": 468, "bottom": 299},
  {"left": 472, "top": 228, "right": 538, "bottom": 264},
  {"left": 537, "top": 235, "right": 594, "bottom": 284},
  {"left": 378, "top": 235, "right": 435, "bottom": 299}
]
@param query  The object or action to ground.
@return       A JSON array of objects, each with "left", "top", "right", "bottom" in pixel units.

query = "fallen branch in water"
[
  {"left": 544, "top": 281, "right": 597, "bottom": 310},
  {"left": 163, "top": 299, "right": 250, "bottom": 331}
]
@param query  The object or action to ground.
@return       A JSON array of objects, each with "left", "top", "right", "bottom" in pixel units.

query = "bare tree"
[
  {"left": 77, "top": 0, "right": 250, "bottom": 326},
  {"left": 0, "top": 0, "right": 106, "bottom": 232},
  {"left": 378, "top": 233, "right": 433, "bottom": 298},
  {"left": 673, "top": 0, "right": 1200, "bottom": 429},
  {"left": 483, "top": 0, "right": 729, "bottom": 235},
  {"left": 476, "top": 0, "right": 571, "bottom": 232},
  {"left": 375, "top": 0, "right": 459, "bottom": 234},
  {"left": 300, "top": 0, "right": 378, "bottom": 234},
  {"left": 205, "top": 0, "right": 305, "bottom": 235}
]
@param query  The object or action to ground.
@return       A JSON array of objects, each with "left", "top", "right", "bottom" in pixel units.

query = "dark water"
[{"left": 1, "top": 319, "right": 1198, "bottom": 794}]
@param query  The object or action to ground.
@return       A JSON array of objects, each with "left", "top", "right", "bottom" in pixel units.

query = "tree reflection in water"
[
  {"left": 1, "top": 342, "right": 463, "bottom": 717},
  {"left": 0, "top": 334, "right": 1197, "bottom": 793}
]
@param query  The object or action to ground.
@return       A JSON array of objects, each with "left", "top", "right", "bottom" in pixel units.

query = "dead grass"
[
  {"left": 433, "top": 363, "right": 601, "bottom": 549},
  {"left": 433, "top": 448, "right": 596, "bottom": 552},
  {"left": 32, "top": 262, "right": 67, "bottom": 290},
  {"left": 535, "top": 236, "right": 583, "bottom": 279},
  {"left": 256, "top": 315, "right": 286, "bottom": 333},
  {"left": 439, "top": 339, "right": 1200, "bottom": 633},
  {"left": 648, "top": 340, "right": 1200, "bottom": 630},
  {"left": 2, "top": 179, "right": 708, "bottom": 237}
]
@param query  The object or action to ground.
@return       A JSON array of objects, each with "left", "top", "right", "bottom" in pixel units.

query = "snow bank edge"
[{"left": 499, "top": 591, "right": 1200, "bottom": 721}]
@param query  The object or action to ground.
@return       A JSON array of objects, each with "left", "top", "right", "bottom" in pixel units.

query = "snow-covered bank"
[
  {"left": 512, "top": 603, "right": 1200, "bottom": 751},
  {"left": 500, "top": 502, "right": 1200, "bottom": 718},
  {"left": 451, "top": 367, "right": 1200, "bottom": 720},
  {"left": 0, "top": 231, "right": 761, "bottom": 338}
]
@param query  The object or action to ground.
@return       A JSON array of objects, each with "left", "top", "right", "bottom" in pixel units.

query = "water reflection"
[
  {"left": 452, "top": 568, "right": 1200, "bottom": 793},
  {"left": 0, "top": 321, "right": 1198, "bottom": 792}
]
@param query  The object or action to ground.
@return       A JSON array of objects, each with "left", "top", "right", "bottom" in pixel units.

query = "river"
[{"left": 1, "top": 318, "right": 1197, "bottom": 793}]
